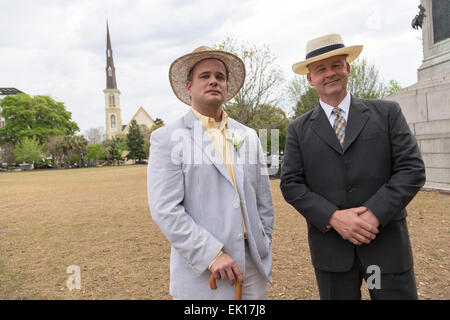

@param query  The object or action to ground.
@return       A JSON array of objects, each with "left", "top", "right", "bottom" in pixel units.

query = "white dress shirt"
[{"left": 319, "top": 91, "right": 351, "bottom": 128}]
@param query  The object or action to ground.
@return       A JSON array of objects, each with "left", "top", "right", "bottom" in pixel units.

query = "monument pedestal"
[
  {"left": 387, "top": 0, "right": 450, "bottom": 192},
  {"left": 386, "top": 73, "right": 450, "bottom": 192}
]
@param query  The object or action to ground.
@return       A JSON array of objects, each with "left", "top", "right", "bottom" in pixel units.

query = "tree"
[
  {"left": 0, "top": 94, "right": 79, "bottom": 146},
  {"left": 347, "top": 58, "right": 386, "bottom": 99},
  {"left": 59, "top": 135, "right": 75, "bottom": 168},
  {"left": 247, "top": 105, "right": 289, "bottom": 152},
  {"left": 44, "top": 135, "right": 65, "bottom": 168},
  {"left": 286, "top": 76, "right": 319, "bottom": 118},
  {"left": 84, "top": 127, "right": 105, "bottom": 144},
  {"left": 103, "top": 136, "right": 128, "bottom": 166},
  {"left": 383, "top": 80, "right": 402, "bottom": 96},
  {"left": 214, "top": 38, "right": 284, "bottom": 126},
  {"left": 86, "top": 143, "right": 107, "bottom": 167},
  {"left": 126, "top": 120, "right": 146, "bottom": 163},
  {"left": 14, "top": 137, "right": 45, "bottom": 168},
  {"left": 71, "top": 135, "right": 88, "bottom": 168},
  {"left": 0, "top": 142, "right": 16, "bottom": 169}
]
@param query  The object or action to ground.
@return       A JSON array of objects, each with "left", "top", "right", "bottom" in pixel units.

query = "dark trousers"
[{"left": 314, "top": 255, "right": 418, "bottom": 300}]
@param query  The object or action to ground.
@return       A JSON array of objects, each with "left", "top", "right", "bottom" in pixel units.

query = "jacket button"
[
  {"left": 234, "top": 203, "right": 239, "bottom": 208},
  {"left": 236, "top": 234, "right": 243, "bottom": 240}
]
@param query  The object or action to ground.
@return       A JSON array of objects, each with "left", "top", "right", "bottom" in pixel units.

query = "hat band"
[{"left": 305, "top": 43, "right": 345, "bottom": 60}]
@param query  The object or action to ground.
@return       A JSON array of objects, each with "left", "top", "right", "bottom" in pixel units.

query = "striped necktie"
[{"left": 332, "top": 107, "right": 346, "bottom": 146}]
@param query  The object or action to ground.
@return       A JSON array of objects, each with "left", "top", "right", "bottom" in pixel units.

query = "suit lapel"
[
  {"left": 342, "top": 96, "right": 369, "bottom": 152},
  {"left": 227, "top": 119, "right": 245, "bottom": 195},
  {"left": 310, "top": 105, "right": 343, "bottom": 154},
  {"left": 310, "top": 96, "right": 370, "bottom": 154},
  {"left": 184, "top": 110, "right": 235, "bottom": 187}
]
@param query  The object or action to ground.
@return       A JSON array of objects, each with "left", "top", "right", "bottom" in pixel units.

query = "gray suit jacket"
[{"left": 147, "top": 109, "right": 273, "bottom": 299}]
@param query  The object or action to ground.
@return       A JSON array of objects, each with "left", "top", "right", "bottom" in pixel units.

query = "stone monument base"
[{"left": 386, "top": 72, "right": 450, "bottom": 192}]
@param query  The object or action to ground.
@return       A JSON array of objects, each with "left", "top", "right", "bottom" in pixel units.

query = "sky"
[{"left": 0, "top": 0, "right": 425, "bottom": 134}]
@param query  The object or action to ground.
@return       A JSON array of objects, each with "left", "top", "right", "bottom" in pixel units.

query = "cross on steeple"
[{"left": 106, "top": 21, "right": 117, "bottom": 89}]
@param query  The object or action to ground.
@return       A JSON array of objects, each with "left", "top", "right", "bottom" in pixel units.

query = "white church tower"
[{"left": 104, "top": 21, "right": 123, "bottom": 140}]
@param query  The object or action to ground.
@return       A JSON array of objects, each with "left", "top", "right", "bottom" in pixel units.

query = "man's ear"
[
  {"left": 307, "top": 73, "right": 313, "bottom": 86},
  {"left": 185, "top": 81, "right": 192, "bottom": 96}
]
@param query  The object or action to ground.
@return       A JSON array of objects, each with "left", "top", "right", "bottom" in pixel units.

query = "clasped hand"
[{"left": 329, "top": 206, "right": 380, "bottom": 246}]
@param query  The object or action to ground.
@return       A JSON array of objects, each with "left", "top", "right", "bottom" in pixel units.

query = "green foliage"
[
  {"left": 103, "top": 136, "right": 128, "bottom": 165},
  {"left": 43, "top": 135, "right": 64, "bottom": 168},
  {"left": 0, "top": 93, "right": 79, "bottom": 146},
  {"left": 13, "top": 137, "right": 45, "bottom": 165},
  {"left": 86, "top": 143, "right": 108, "bottom": 166},
  {"left": 383, "top": 80, "right": 402, "bottom": 96},
  {"left": 71, "top": 135, "right": 88, "bottom": 168},
  {"left": 286, "top": 76, "right": 319, "bottom": 118},
  {"left": 59, "top": 135, "right": 76, "bottom": 168},
  {"left": 42, "top": 134, "right": 88, "bottom": 168},
  {"left": 126, "top": 120, "right": 146, "bottom": 163},
  {"left": 347, "top": 58, "right": 385, "bottom": 99},
  {"left": 247, "top": 105, "right": 289, "bottom": 151}
]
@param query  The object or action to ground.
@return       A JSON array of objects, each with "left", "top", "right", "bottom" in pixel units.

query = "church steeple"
[
  {"left": 106, "top": 21, "right": 117, "bottom": 89},
  {"left": 104, "top": 21, "right": 122, "bottom": 140}
]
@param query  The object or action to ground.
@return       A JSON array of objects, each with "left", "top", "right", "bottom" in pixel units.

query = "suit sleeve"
[
  {"left": 363, "top": 101, "right": 426, "bottom": 227},
  {"left": 255, "top": 130, "right": 274, "bottom": 239},
  {"left": 280, "top": 121, "right": 339, "bottom": 232},
  {"left": 147, "top": 127, "right": 224, "bottom": 274}
]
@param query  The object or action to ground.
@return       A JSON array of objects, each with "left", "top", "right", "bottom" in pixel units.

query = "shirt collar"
[
  {"left": 191, "top": 108, "right": 228, "bottom": 132},
  {"left": 319, "top": 91, "right": 351, "bottom": 118}
]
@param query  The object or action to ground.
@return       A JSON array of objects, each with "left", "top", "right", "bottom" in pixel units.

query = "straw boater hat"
[
  {"left": 169, "top": 46, "right": 246, "bottom": 106},
  {"left": 292, "top": 34, "right": 363, "bottom": 75}
]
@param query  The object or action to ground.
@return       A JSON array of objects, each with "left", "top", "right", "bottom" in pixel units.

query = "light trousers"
[{"left": 241, "top": 244, "right": 268, "bottom": 300}]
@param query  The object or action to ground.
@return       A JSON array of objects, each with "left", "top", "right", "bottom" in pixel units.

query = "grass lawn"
[{"left": 0, "top": 165, "right": 448, "bottom": 299}]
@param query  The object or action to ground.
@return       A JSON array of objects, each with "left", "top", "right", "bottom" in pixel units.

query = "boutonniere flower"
[{"left": 227, "top": 131, "right": 244, "bottom": 156}]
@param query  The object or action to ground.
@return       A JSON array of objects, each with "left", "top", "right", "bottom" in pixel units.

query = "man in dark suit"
[{"left": 280, "top": 34, "right": 426, "bottom": 299}]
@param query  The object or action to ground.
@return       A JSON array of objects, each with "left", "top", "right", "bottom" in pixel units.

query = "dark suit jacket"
[{"left": 280, "top": 96, "right": 425, "bottom": 273}]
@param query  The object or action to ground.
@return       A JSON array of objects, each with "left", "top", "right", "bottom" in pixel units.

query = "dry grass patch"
[
  {"left": 1, "top": 166, "right": 170, "bottom": 299},
  {"left": 0, "top": 166, "right": 448, "bottom": 299}
]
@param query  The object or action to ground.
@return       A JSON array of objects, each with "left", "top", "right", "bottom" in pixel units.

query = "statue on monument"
[{"left": 411, "top": 4, "right": 426, "bottom": 30}]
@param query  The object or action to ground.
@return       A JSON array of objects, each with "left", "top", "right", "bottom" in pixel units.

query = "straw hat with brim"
[
  {"left": 292, "top": 34, "right": 363, "bottom": 75},
  {"left": 169, "top": 46, "right": 246, "bottom": 106}
]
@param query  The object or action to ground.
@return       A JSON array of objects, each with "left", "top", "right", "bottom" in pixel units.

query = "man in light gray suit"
[{"left": 147, "top": 46, "right": 274, "bottom": 300}]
